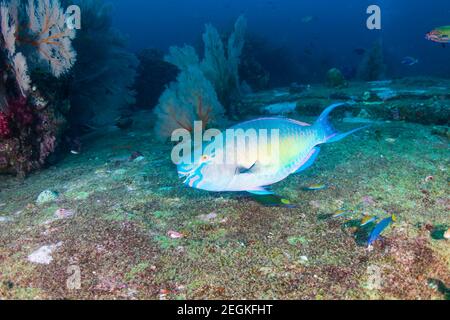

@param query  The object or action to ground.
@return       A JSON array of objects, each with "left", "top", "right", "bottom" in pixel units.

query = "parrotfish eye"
[{"left": 201, "top": 155, "right": 209, "bottom": 162}]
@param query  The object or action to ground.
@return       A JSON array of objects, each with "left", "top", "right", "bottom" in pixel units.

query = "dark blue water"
[{"left": 108, "top": 0, "right": 450, "bottom": 80}]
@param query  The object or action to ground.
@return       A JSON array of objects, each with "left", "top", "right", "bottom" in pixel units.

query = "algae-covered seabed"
[{"left": 0, "top": 82, "right": 449, "bottom": 300}]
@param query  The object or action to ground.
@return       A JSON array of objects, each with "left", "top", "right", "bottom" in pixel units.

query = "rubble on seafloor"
[{"left": 236, "top": 77, "right": 450, "bottom": 126}]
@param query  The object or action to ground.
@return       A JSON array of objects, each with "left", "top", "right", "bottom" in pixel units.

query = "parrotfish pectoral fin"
[
  {"left": 315, "top": 102, "right": 370, "bottom": 143},
  {"left": 238, "top": 162, "right": 257, "bottom": 174},
  {"left": 294, "top": 147, "right": 321, "bottom": 174}
]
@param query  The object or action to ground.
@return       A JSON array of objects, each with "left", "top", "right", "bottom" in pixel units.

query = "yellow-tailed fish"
[
  {"left": 360, "top": 215, "right": 377, "bottom": 226},
  {"left": 332, "top": 209, "right": 350, "bottom": 218},
  {"left": 177, "top": 103, "right": 368, "bottom": 195},
  {"left": 426, "top": 26, "right": 450, "bottom": 46},
  {"left": 303, "top": 183, "right": 327, "bottom": 191}
]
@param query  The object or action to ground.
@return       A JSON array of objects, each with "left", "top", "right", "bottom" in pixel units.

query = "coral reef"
[
  {"left": 0, "top": 0, "right": 73, "bottom": 176},
  {"left": 0, "top": 97, "right": 64, "bottom": 176},
  {"left": 64, "top": 0, "right": 138, "bottom": 127},
  {"left": 325, "top": 68, "right": 347, "bottom": 88},
  {"left": 133, "top": 48, "right": 178, "bottom": 109}
]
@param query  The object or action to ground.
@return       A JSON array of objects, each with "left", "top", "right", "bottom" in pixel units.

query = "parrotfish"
[
  {"left": 426, "top": 26, "right": 450, "bottom": 47},
  {"left": 177, "top": 103, "right": 368, "bottom": 195},
  {"left": 367, "top": 214, "right": 396, "bottom": 246}
]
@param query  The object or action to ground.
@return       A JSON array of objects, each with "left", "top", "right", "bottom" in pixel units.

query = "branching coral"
[
  {"left": 153, "top": 66, "right": 224, "bottom": 141},
  {"left": 25, "top": 0, "right": 76, "bottom": 77}
]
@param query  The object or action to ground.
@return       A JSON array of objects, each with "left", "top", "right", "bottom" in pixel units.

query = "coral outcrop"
[
  {"left": 357, "top": 40, "right": 386, "bottom": 81},
  {"left": 325, "top": 68, "right": 347, "bottom": 88},
  {"left": 0, "top": 0, "right": 74, "bottom": 176}
]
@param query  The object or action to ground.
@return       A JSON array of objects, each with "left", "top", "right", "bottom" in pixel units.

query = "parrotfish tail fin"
[{"left": 315, "top": 102, "right": 370, "bottom": 143}]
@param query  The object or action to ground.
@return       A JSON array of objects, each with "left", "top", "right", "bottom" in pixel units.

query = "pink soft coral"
[
  {"left": 0, "top": 111, "right": 11, "bottom": 138},
  {"left": 6, "top": 96, "right": 34, "bottom": 127}
]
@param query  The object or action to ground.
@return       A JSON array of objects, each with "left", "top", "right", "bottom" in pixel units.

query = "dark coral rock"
[
  {"left": 115, "top": 116, "right": 133, "bottom": 130},
  {"left": 326, "top": 68, "right": 348, "bottom": 88},
  {"left": 0, "top": 96, "right": 67, "bottom": 177},
  {"left": 357, "top": 40, "right": 386, "bottom": 81},
  {"left": 134, "top": 48, "right": 179, "bottom": 109}
]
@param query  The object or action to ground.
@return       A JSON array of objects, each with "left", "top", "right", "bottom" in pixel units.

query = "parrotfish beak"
[
  {"left": 177, "top": 156, "right": 214, "bottom": 188},
  {"left": 177, "top": 164, "right": 194, "bottom": 179}
]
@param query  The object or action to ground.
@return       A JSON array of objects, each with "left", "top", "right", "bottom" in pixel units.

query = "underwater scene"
[{"left": 0, "top": 0, "right": 449, "bottom": 301}]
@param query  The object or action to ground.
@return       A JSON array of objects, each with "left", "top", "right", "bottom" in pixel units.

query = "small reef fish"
[
  {"left": 177, "top": 103, "right": 368, "bottom": 196},
  {"left": 360, "top": 215, "right": 377, "bottom": 226},
  {"left": 426, "top": 26, "right": 450, "bottom": 46},
  {"left": 367, "top": 214, "right": 396, "bottom": 246},
  {"left": 303, "top": 183, "right": 327, "bottom": 191},
  {"left": 401, "top": 56, "right": 419, "bottom": 66},
  {"left": 263, "top": 101, "right": 297, "bottom": 115},
  {"left": 332, "top": 209, "right": 350, "bottom": 218},
  {"left": 401, "top": 57, "right": 419, "bottom": 66}
]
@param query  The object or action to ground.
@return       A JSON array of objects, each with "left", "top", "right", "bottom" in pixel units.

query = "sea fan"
[
  {"left": 11, "top": 52, "right": 30, "bottom": 95},
  {"left": 165, "top": 45, "right": 199, "bottom": 72},
  {"left": 164, "top": 16, "right": 247, "bottom": 113},
  {"left": 0, "top": 1, "right": 17, "bottom": 57},
  {"left": 154, "top": 66, "right": 224, "bottom": 141},
  {"left": 25, "top": 0, "right": 77, "bottom": 77},
  {"left": 1, "top": 1, "right": 31, "bottom": 96}
]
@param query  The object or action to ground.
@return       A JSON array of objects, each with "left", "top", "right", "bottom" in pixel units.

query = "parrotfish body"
[{"left": 177, "top": 103, "right": 367, "bottom": 195}]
